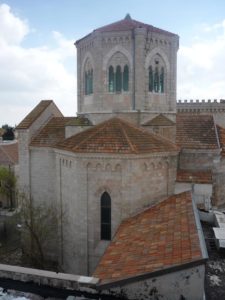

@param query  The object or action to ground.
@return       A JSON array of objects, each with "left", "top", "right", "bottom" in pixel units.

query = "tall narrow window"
[
  {"left": 101, "top": 192, "right": 111, "bottom": 240},
  {"left": 123, "top": 65, "right": 129, "bottom": 91},
  {"left": 108, "top": 66, "right": 115, "bottom": 92},
  {"left": 115, "top": 66, "right": 122, "bottom": 92},
  {"left": 159, "top": 67, "right": 164, "bottom": 93},
  {"left": 90, "top": 69, "right": 93, "bottom": 94},
  {"left": 154, "top": 67, "right": 159, "bottom": 93},
  {"left": 149, "top": 66, "right": 153, "bottom": 92},
  {"left": 85, "top": 72, "right": 88, "bottom": 95}
]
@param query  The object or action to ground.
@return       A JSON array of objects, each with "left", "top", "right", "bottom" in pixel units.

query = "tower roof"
[
  {"left": 94, "top": 15, "right": 177, "bottom": 36},
  {"left": 56, "top": 117, "right": 178, "bottom": 154},
  {"left": 76, "top": 15, "right": 178, "bottom": 44}
]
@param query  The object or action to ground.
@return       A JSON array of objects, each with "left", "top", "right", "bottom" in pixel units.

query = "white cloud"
[
  {"left": 0, "top": 4, "right": 76, "bottom": 126},
  {"left": 178, "top": 19, "right": 225, "bottom": 100}
]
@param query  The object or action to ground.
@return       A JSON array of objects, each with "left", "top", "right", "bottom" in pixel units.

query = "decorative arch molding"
[
  {"left": 145, "top": 47, "right": 170, "bottom": 72},
  {"left": 103, "top": 45, "right": 132, "bottom": 71},
  {"left": 95, "top": 186, "right": 113, "bottom": 198},
  {"left": 81, "top": 51, "right": 95, "bottom": 74}
]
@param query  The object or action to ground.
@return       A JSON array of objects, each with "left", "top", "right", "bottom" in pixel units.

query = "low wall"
[{"left": 0, "top": 264, "right": 99, "bottom": 292}]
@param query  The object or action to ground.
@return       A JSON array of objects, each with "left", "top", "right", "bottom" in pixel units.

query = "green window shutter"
[
  {"left": 160, "top": 67, "right": 164, "bottom": 93},
  {"left": 149, "top": 66, "right": 153, "bottom": 92},
  {"left": 115, "top": 65, "right": 122, "bottom": 92},
  {"left": 154, "top": 67, "right": 159, "bottom": 93},
  {"left": 108, "top": 66, "right": 115, "bottom": 92},
  {"left": 123, "top": 65, "right": 129, "bottom": 91}
]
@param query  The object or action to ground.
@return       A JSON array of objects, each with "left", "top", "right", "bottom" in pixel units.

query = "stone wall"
[
  {"left": 54, "top": 150, "right": 177, "bottom": 275},
  {"left": 76, "top": 25, "right": 179, "bottom": 124},
  {"left": 102, "top": 264, "right": 205, "bottom": 300}
]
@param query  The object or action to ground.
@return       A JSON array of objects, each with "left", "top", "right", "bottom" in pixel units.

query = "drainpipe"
[
  {"left": 59, "top": 158, "right": 64, "bottom": 265},
  {"left": 86, "top": 165, "right": 89, "bottom": 275},
  {"left": 132, "top": 29, "right": 136, "bottom": 110}
]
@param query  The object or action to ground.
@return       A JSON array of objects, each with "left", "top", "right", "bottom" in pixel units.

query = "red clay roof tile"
[
  {"left": 177, "top": 169, "right": 212, "bottom": 184},
  {"left": 30, "top": 117, "right": 74, "bottom": 147},
  {"left": 56, "top": 117, "right": 179, "bottom": 154},
  {"left": 94, "top": 191, "right": 203, "bottom": 283},
  {"left": 176, "top": 114, "right": 219, "bottom": 150},
  {"left": 95, "top": 15, "right": 177, "bottom": 37}
]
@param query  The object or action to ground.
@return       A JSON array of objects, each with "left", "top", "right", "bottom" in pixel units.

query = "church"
[{"left": 16, "top": 15, "right": 225, "bottom": 299}]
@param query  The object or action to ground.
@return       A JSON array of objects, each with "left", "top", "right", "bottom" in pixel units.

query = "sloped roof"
[
  {"left": 30, "top": 117, "right": 75, "bottom": 147},
  {"left": 17, "top": 100, "right": 55, "bottom": 129},
  {"left": 0, "top": 141, "right": 18, "bottom": 165},
  {"left": 143, "top": 114, "right": 175, "bottom": 126},
  {"left": 217, "top": 125, "right": 225, "bottom": 156},
  {"left": 94, "top": 191, "right": 203, "bottom": 284},
  {"left": 95, "top": 14, "right": 177, "bottom": 37},
  {"left": 56, "top": 117, "right": 178, "bottom": 154},
  {"left": 177, "top": 169, "right": 212, "bottom": 184},
  {"left": 176, "top": 114, "right": 219, "bottom": 150}
]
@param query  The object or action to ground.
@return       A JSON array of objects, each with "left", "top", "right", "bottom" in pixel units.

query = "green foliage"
[{"left": 0, "top": 166, "right": 16, "bottom": 208}]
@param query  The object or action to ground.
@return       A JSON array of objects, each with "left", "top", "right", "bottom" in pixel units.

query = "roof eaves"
[{"left": 96, "top": 258, "right": 207, "bottom": 290}]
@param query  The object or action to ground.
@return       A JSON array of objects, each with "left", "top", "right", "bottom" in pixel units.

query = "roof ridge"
[
  {"left": 71, "top": 121, "right": 109, "bottom": 151},
  {"left": 119, "top": 122, "right": 137, "bottom": 154}
]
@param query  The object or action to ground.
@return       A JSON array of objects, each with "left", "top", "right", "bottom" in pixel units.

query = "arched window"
[
  {"left": 101, "top": 192, "right": 111, "bottom": 240},
  {"left": 123, "top": 65, "right": 129, "bottom": 91},
  {"left": 148, "top": 55, "right": 165, "bottom": 93},
  {"left": 108, "top": 66, "right": 115, "bottom": 92},
  {"left": 159, "top": 67, "right": 164, "bottom": 93},
  {"left": 115, "top": 66, "right": 122, "bottom": 92},
  {"left": 149, "top": 66, "right": 153, "bottom": 92},
  {"left": 84, "top": 58, "right": 93, "bottom": 95},
  {"left": 154, "top": 67, "right": 159, "bottom": 93}
]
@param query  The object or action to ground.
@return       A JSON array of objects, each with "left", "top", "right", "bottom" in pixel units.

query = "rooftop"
[
  {"left": 177, "top": 169, "right": 213, "bottom": 184},
  {"left": 16, "top": 100, "right": 62, "bottom": 130},
  {"left": 0, "top": 141, "right": 18, "bottom": 165},
  {"left": 30, "top": 117, "right": 75, "bottom": 147},
  {"left": 56, "top": 117, "right": 178, "bottom": 154},
  {"left": 143, "top": 114, "right": 175, "bottom": 126},
  {"left": 176, "top": 114, "right": 219, "bottom": 150},
  {"left": 94, "top": 191, "right": 203, "bottom": 284}
]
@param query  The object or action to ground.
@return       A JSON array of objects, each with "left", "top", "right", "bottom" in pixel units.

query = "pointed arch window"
[
  {"left": 159, "top": 67, "right": 164, "bottom": 93},
  {"left": 154, "top": 67, "right": 159, "bottom": 93},
  {"left": 108, "top": 66, "right": 115, "bottom": 92},
  {"left": 123, "top": 65, "right": 129, "bottom": 91},
  {"left": 115, "top": 66, "right": 122, "bottom": 92},
  {"left": 101, "top": 192, "right": 111, "bottom": 240},
  {"left": 149, "top": 66, "right": 153, "bottom": 92}
]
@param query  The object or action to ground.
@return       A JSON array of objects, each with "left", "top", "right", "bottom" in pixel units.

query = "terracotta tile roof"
[
  {"left": 176, "top": 114, "right": 219, "bottom": 150},
  {"left": 95, "top": 15, "right": 177, "bottom": 37},
  {"left": 94, "top": 191, "right": 203, "bottom": 283},
  {"left": 30, "top": 117, "right": 75, "bottom": 147},
  {"left": 217, "top": 125, "right": 225, "bottom": 156},
  {"left": 17, "top": 100, "right": 54, "bottom": 129},
  {"left": 143, "top": 114, "right": 175, "bottom": 126},
  {"left": 0, "top": 141, "right": 18, "bottom": 165},
  {"left": 177, "top": 169, "right": 212, "bottom": 184},
  {"left": 56, "top": 117, "right": 179, "bottom": 154}
]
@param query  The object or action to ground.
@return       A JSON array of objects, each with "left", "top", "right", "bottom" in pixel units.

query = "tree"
[
  {"left": 0, "top": 166, "right": 16, "bottom": 209},
  {"left": 19, "top": 194, "right": 59, "bottom": 270},
  {"left": 2, "top": 124, "right": 15, "bottom": 140}
]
